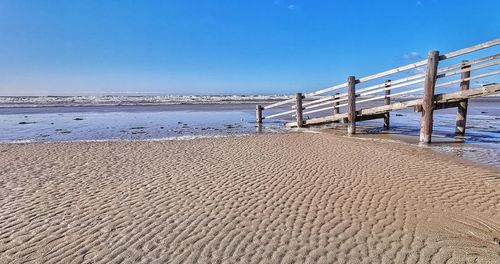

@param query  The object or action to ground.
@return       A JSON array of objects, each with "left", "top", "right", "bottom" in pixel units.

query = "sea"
[{"left": 1, "top": 95, "right": 499, "bottom": 168}]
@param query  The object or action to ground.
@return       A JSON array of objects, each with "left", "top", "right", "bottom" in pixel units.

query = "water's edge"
[{"left": 1, "top": 100, "right": 498, "bottom": 168}]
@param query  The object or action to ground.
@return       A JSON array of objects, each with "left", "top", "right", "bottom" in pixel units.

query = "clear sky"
[{"left": 0, "top": 0, "right": 499, "bottom": 96}]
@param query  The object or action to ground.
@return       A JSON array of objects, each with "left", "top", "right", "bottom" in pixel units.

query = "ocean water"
[
  {"left": 0, "top": 97, "right": 499, "bottom": 168},
  {"left": 0, "top": 104, "right": 285, "bottom": 142}
]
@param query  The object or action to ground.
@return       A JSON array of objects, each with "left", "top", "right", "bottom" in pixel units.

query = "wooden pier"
[{"left": 256, "top": 39, "right": 500, "bottom": 143}]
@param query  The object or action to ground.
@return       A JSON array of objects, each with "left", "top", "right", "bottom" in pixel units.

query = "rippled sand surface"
[{"left": 0, "top": 133, "right": 499, "bottom": 263}]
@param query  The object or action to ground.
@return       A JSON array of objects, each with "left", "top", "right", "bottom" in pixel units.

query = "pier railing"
[{"left": 256, "top": 38, "right": 500, "bottom": 143}]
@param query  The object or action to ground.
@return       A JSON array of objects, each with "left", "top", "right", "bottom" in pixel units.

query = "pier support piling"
[
  {"left": 419, "top": 51, "right": 440, "bottom": 144},
  {"left": 455, "top": 61, "right": 471, "bottom": 135},
  {"left": 384, "top": 80, "right": 391, "bottom": 128},
  {"left": 295, "top": 93, "right": 304, "bottom": 127},
  {"left": 347, "top": 76, "right": 356, "bottom": 135}
]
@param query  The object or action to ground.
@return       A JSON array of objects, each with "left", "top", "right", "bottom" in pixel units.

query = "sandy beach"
[{"left": 0, "top": 133, "right": 499, "bottom": 263}]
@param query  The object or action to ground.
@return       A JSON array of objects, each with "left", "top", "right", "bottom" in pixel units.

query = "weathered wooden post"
[
  {"left": 384, "top": 79, "right": 391, "bottom": 128},
  {"left": 256, "top": 105, "right": 263, "bottom": 124},
  {"left": 295, "top": 93, "right": 304, "bottom": 127},
  {"left": 347, "top": 76, "right": 356, "bottom": 135},
  {"left": 419, "top": 51, "right": 440, "bottom": 143},
  {"left": 333, "top": 92, "right": 340, "bottom": 115},
  {"left": 455, "top": 60, "right": 471, "bottom": 135},
  {"left": 333, "top": 92, "right": 340, "bottom": 123}
]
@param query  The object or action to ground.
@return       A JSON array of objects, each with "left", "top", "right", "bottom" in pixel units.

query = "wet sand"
[{"left": 0, "top": 133, "right": 499, "bottom": 263}]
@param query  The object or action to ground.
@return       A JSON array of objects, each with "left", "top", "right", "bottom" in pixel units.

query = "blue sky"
[{"left": 0, "top": 0, "right": 499, "bottom": 95}]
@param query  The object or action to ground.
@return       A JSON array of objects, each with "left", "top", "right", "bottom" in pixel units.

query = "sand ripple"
[{"left": 0, "top": 134, "right": 499, "bottom": 263}]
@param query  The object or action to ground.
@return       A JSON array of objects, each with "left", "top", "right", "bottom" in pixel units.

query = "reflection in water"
[
  {"left": 255, "top": 123, "right": 263, "bottom": 133},
  {"left": 303, "top": 104, "right": 500, "bottom": 168}
]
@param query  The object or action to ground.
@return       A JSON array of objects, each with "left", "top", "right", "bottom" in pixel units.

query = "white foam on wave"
[
  {"left": 0, "top": 134, "right": 252, "bottom": 144},
  {"left": 0, "top": 95, "right": 292, "bottom": 107},
  {"left": 0, "top": 139, "right": 36, "bottom": 144},
  {"left": 138, "top": 134, "right": 252, "bottom": 142}
]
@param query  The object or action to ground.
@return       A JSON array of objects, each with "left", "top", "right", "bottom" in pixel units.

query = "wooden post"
[
  {"left": 295, "top": 93, "right": 304, "bottom": 127},
  {"left": 333, "top": 92, "right": 340, "bottom": 123},
  {"left": 419, "top": 51, "right": 440, "bottom": 143},
  {"left": 333, "top": 92, "right": 340, "bottom": 115},
  {"left": 256, "top": 105, "right": 263, "bottom": 124},
  {"left": 347, "top": 76, "right": 356, "bottom": 135},
  {"left": 455, "top": 60, "right": 471, "bottom": 135},
  {"left": 384, "top": 80, "right": 391, "bottom": 128}
]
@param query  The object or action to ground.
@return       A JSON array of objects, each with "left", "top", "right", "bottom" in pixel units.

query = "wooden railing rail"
[
  {"left": 437, "top": 53, "right": 500, "bottom": 73},
  {"left": 437, "top": 59, "right": 500, "bottom": 80},
  {"left": 435, "top": 70, "right": 500, "bottom": 89},
  {"left": 438, "top": 38, "right": 500, "bottom": 60}
]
